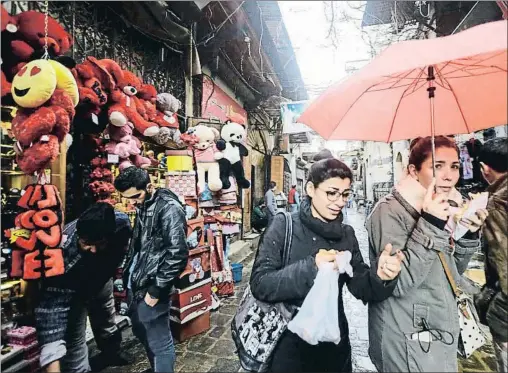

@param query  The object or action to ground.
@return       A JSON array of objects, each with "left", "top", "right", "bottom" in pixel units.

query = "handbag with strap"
[
  {"left": 438, "top": 252, "right": 486, "bottom": 358},
  {"left": 231, "top": 212, "right": 294, "bottom": 373}
]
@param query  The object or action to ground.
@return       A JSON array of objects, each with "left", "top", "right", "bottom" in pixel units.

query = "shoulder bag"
[
  {"left": 231, "top": 212, "right": 294, "bottom": 373},
  {"left": 438, "top": 252, "right": 486, "bottom": 358}
]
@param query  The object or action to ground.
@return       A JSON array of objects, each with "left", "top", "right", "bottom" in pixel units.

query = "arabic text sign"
[
  {"left": 281, "top": 101, "right": 312, "bottom": 134},
  {"left": 202, "top": 79, "right": 247, "bottom": 125}
]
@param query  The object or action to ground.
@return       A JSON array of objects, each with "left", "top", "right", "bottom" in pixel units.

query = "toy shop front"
[{"left": 1, "top": 4, "right": 250, "bottom": 371}]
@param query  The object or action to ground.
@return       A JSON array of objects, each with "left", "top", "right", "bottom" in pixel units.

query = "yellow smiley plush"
[{"left": 11, "top": 60, "right": 57, "bottom": 108}]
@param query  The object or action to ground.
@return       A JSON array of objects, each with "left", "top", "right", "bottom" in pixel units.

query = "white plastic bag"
[{"left": 287, "top": 262, "right": 341, "bottom": 345}]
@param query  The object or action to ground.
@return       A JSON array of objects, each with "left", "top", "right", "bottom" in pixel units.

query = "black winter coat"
[
  {"left": 250, "top": 200, "right": 397, "bottom": 343},
  {"left": 124, "top": 188, "right": 189, "bottom": 300}
]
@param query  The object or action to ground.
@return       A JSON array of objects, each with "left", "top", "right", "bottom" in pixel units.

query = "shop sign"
[
  {"left": 201, "top": 79, "right": 247, "bottom": 125},
  {"left": 289, "top": 132, "right": 311, "bottom": 144},
  {"left": 281, "top": 101, "right": 312, "bottom": 134}
]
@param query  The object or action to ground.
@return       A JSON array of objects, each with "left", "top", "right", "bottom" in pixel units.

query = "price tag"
[
  {"left": 107, "top": 154, "right": 119, "bottom": 164},
  {"left": 91, "top": 113, "right": 99, "bottom": 125}
]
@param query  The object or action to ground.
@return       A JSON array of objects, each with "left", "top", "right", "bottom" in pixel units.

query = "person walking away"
[
  {"left": 366, "top": 136, "right": 488, "bottom": 372},
  {"left": 288, "top": 185, "right": 300, "bottom": 213},
  {"left": 250, "top": 155, "right": 405, "bottom": 372},
  {"left": 477, "top": 137, "right": 508, "bottom": 373},
  {"left": 114, "top": 167, "right": 189, "bottom": 373},
  {"left": 275, "top": 189, "right": 288, "bottom": 212},
  {"left": 251, "top": 198, "right": 268, "bottom": 233},
  {"left": 35, "top": 203, "right": 132, "bottom": 373},
  {"left": 264, "top": 181, "right": 278, "bottom": 226}
]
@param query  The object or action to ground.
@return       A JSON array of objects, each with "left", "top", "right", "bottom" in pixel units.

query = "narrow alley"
[{"left": 95, "top": 207, "right": 498, "bottom": 373}]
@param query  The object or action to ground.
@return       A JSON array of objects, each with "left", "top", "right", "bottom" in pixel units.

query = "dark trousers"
[
  {"left": 128, "top": 291, "right": 175, "bottom": 373},
  {"left": 269, "top": 331, "right": 352, "bottom": 373},
  {"left": 40, "top": 278, "right": 120, "bottom": 372}
]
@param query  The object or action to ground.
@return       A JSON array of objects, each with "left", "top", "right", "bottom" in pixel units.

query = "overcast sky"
[
  {"left": 279, "top": 1, "right": 372, "bottom": 99},
  {"left": 279, "top": 1, "right": 373, "bottom": 151}
]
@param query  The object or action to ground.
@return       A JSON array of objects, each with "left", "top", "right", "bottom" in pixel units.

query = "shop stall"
[{"left": 1, "top": 5, "right": 252, "bottom": 367}]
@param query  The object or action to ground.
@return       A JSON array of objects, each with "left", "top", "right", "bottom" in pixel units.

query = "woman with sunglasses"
[
  {"left": 366, "top": 136, "right": 488, "bottom": 372},
  {"left": 250, "top": 151, "right": 405, "bottom": 372}
]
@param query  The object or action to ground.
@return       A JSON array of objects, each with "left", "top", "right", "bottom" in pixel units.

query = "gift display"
[
  {"left": 170, "top": 279, "right": 212, "bottom": 323},
  {"left": 166, "top": 171, "right": 197, "bottom": 198},
  {"left": 176, "top": 246, "right": 211, "bottom": 290}
]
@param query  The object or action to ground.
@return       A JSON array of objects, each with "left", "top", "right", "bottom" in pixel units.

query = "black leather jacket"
[{"left": 124, "top": 188, "right": 189, "bottom": 301}]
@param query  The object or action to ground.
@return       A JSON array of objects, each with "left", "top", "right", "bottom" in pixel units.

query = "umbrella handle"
[{"left": 427, "top": 66, "right": 437, "bottom": 181}]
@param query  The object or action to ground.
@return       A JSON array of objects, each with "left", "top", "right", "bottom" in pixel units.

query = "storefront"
[{"left": 1, "top": 4, "right": 250, "bottom": 370}]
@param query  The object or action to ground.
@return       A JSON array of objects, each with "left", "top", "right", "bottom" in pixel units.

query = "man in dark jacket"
[
  {"left": 478, "top": 137, "right": 508, "bottom": 372},
  {"left": 35, "top": 203, "right": 132, "bottom": 373},
  {"left": 114, "top": 167, "right": 189, "bottom": 373}
]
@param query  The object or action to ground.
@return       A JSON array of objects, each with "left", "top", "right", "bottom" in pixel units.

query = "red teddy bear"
[
  {"left": 97, "top": 60, "right": 160, "bottom": 137},
  {"left": 72, "top": 57, "right": 117, "bottom": 132},
  {"left": 2, "top": 10, "right": 72, "bottom": 80}
]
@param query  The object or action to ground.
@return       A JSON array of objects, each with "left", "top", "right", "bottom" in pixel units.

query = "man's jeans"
[
  {"left": 40, "top": 279, "right": 120, "bottom": 372},
  {"left": 128, "top": 290, "right": 175, "bottom": 373},
  {"left": 289, "top": 204, "right": 299, "bottom": 213}
]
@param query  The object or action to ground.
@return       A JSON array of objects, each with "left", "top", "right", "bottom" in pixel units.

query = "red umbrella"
[{"left": 298, "top": 20, "right": 507, "bottom": 144}]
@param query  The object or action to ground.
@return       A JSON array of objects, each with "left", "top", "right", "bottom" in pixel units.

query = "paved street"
[{"left": 96, "top": 207, "right": 497, "bottom": 373}]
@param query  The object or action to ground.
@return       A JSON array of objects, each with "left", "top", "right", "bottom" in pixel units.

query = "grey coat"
[{"left": 365, "top": 178, "right": 481, "bottom": 372}]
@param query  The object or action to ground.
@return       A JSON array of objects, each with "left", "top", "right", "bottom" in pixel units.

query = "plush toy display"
[
  {"left": 5, "top": 184, "right": 65, "bottom": 280},
  {"left": 10, "top": 59, "right": 78, "bottom": 175},
  {"left": 137, "top": 84, "right": 175, "bottom": 145},
  {"left": 104, "top": 122, "right": 150, "bottom": 171},
  {"left": 154, "top": 92, "right": 182, "bottom": 144},
  {"left": 2, "top": 10, "right": 72, "bottom": 81},
  {"left": 216, "top": 120, "right": 250, "bottom": 189},
  {"left": 97, "top": 59, "right": 159, "bottom": 137},
  {"left": 183, "top": 125, "right": 223, "bottom": 193},
  {"left": 71, "top": 57, "right": 116, "bottom": 133}
]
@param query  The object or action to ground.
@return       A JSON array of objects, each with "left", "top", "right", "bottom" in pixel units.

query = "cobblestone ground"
[{"left": 97, "top": 207, "right": 497, "bottom": 373}]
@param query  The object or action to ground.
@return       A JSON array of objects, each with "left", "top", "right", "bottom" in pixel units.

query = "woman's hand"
[
  {"left": 422, "top": 179, "right": 450, "bottom": 221},
  {"left": 459, "top": 208, "right": 489, "bottom": 233},
  {"left": 377, "top": 243, "right": 405, "bottom": 281},
  {"left": 315, "top": 249, "right": 337, "bottom": 269}
]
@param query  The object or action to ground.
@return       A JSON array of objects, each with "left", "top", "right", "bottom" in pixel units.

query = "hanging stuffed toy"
[
  {"left": 216, "top": 120, "right": 250, "bottom": 189},
  {"left": 10, "top": 58, "right": 78, "bottom": 175},
  {"left": 183, "top": 125, "right": 224, "bottom": 193},
  {"left": 5, "top": 184, "right": 65, "bottom": 280}
]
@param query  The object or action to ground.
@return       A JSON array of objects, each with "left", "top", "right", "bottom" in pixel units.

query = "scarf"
[{"left": 299, "top": 197, "right": 344, "bottom": 240}]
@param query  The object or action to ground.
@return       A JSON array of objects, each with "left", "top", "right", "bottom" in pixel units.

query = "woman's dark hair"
[
  {"left": 479, "top": 137, "right": 508, "bottom": 173},
  {"left": 307, "top": 155, "right": 353, "bottom": 187},
  {"left": 114, "top": 167, "right": 151, "bottom": 192},
  {"left": 313, "top": 149, "right": 334, "bottom": 162},
  {"left": 76, "top": 202, "right": 116, "bottom": 244},
  {"left": 257, "top": 198, "right": 265, "bottom": 206},
  {"left": 408, "top": 136, "right": 459, "bottom": 171}
]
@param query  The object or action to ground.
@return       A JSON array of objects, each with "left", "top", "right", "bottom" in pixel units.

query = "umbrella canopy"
[{"left": 298, "top": 20, "right": 508, "bottom": 142}]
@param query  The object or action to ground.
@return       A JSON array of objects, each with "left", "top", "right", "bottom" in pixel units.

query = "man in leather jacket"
[
  {"left": 114, "top": 167, "right": 189, "bottom": 373},
  {"left": 478, "top": 138, "right": 508, "bottom": 373}
]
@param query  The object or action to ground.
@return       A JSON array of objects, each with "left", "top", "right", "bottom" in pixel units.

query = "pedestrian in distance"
[
  {"left": 264, "top": 181, "right": 278, "bottom": 227},
  {"left": 250, "top": 153, "right": 404, "bottom": 372},
  {"left": 288, "top": 184, "right": 300, "bottom": 213},
  {"left": 476, "top": 137, "right": 508, "bottom": 373},
  {"left": 366, "top": 136, "right": 488, "bottom": 372},
  {"left": 114, "top": 167, "right": 189, "bottom": 373},
  {"left": 35, "top": 203, "right": 133, "bottom": 373}
]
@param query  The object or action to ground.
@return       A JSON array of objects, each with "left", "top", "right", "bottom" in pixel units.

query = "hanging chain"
[{"left": 42, "top": 0, "right": 50, "bottom": 60}]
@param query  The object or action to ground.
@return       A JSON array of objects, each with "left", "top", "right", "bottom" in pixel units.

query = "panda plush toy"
[{"left": 216, "top": 120, "right": 250, "bottom": 189}]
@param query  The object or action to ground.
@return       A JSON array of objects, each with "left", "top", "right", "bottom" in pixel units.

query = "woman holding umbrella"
[{"left": 365, "top": 136, "right": 489, "bottom": 372}]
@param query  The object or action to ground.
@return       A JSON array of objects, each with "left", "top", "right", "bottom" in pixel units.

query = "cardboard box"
[
  {"left": 170, "top": 279, "right": 211, "bottom": 323},
  {"left": 170, "top": 310, "right": 210, "bottom": 343},
  {"left": 176, "top": 246, "right": 211, "bottom": 289},
  {"left": 165, "top": 150, "right": 193, "bottom": 172}
]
